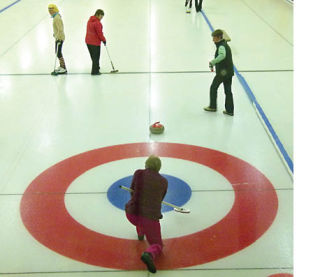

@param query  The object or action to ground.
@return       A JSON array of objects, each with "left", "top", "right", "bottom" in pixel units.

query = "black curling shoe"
[
  {"left": 141, "top": 252, "right": 156, "bottom": 273},
  {"left": 223, "top": 110, "right": 234, "bottom": 116}
]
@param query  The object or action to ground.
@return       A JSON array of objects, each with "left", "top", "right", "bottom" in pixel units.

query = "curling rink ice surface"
[{"left": 0, "top": 0, "right": 293, "bottom": 276}]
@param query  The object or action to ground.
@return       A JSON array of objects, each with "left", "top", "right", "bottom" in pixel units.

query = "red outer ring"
[{"left": 20, "top": 142, "right": 278, "bottom": 269}]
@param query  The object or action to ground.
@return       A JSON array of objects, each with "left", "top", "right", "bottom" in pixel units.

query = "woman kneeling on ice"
[{"left": 125, "top": 155, "right": 168, "bottom": 273}]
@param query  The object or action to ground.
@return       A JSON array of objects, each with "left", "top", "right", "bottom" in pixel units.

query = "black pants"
[
  {"left": 55, "top": 40, "right": 63, "bottom": 58},
  {"left": 209, "top": 75, "right": 234, "bottom": 113},
  {"left": 195, "top": 0, "right": 203, "bottom": 11},
  {"left": 87, "top": 44, "right": 101, "bottom": 74},
  {"left": 185, "top": 0, "right": 192, "bottom": 8}
]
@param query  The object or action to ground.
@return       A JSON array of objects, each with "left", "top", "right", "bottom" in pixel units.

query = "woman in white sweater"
[{"left": 48, "top": 4, "right": 67, "bottom": 74}]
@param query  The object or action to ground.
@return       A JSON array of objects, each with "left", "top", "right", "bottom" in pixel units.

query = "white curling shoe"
[{"left": 55, "top": 67, "right": 67, "bottom": 74}]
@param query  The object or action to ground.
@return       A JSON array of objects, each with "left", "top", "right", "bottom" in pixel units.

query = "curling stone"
[{"left": 150, "top": 121, "right": 164, "bottom": 134}]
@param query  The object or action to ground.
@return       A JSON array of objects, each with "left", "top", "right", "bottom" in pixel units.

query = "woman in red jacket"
[
  {"left": 125, "top": 155, "right": 168, "bottom": 273},
  {"left": 85, "top": 9, "right": 107, "bottom": 75}
]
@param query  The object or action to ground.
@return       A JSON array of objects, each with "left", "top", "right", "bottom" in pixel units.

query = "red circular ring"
[{"left": 20, "top": 142, "right": 278, "bottom": 269}]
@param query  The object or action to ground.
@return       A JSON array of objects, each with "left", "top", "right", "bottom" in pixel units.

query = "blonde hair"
[
  {"left": 48, "top": 4, "right": 59, "bottom": 13},
  {"left": 145, "top": 155, "right": 161, "bottom": 172}
]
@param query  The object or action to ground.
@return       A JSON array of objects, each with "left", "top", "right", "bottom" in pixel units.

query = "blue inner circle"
[{"left": 107, "top": 174, "right": 192, "bottom": 213}]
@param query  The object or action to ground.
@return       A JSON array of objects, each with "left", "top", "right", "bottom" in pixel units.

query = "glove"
[
  {"left": 209, "top": 61, "right": 214, "bottom": 72},
  {"left": 103, "top": 41, "right": 106, "bottom": 46}
]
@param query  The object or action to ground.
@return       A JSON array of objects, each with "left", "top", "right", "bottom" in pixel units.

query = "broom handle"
[
  {"left": 119, "top": 185, "right": 182, "bottom": 210},
  {"left": 53, "top": 41, "right": 61, "bottom": 70},
  {"left": 105, "top": 45, "right": 116, "bottom": 70}
]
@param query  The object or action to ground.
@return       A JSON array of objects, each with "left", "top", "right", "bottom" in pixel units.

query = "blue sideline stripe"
[
  {"left": 234, "top": 68, "right": 293, "bottom": 172},
  {"left": 200, "top": 10, "right": 214, "bottom": 32},
  {"left": 0, "top": 0, "right": 21, "bottom": 14},
  {"left": 200, "top": 10, "right": 293, "bottom": 174}
]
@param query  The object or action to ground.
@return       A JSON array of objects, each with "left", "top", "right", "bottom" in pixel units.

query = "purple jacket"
[{"left": 125, "top": 169, "right": 168, "bottom": 220}]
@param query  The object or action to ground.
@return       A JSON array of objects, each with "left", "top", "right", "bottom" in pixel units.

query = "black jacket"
[{"left": 214, "top": 39, "right": 234, "bottom": 78}]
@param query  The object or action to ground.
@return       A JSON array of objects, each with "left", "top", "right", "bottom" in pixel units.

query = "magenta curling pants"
[{"left": 126, "top": 213, "right": 163, "bottom": 259}]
